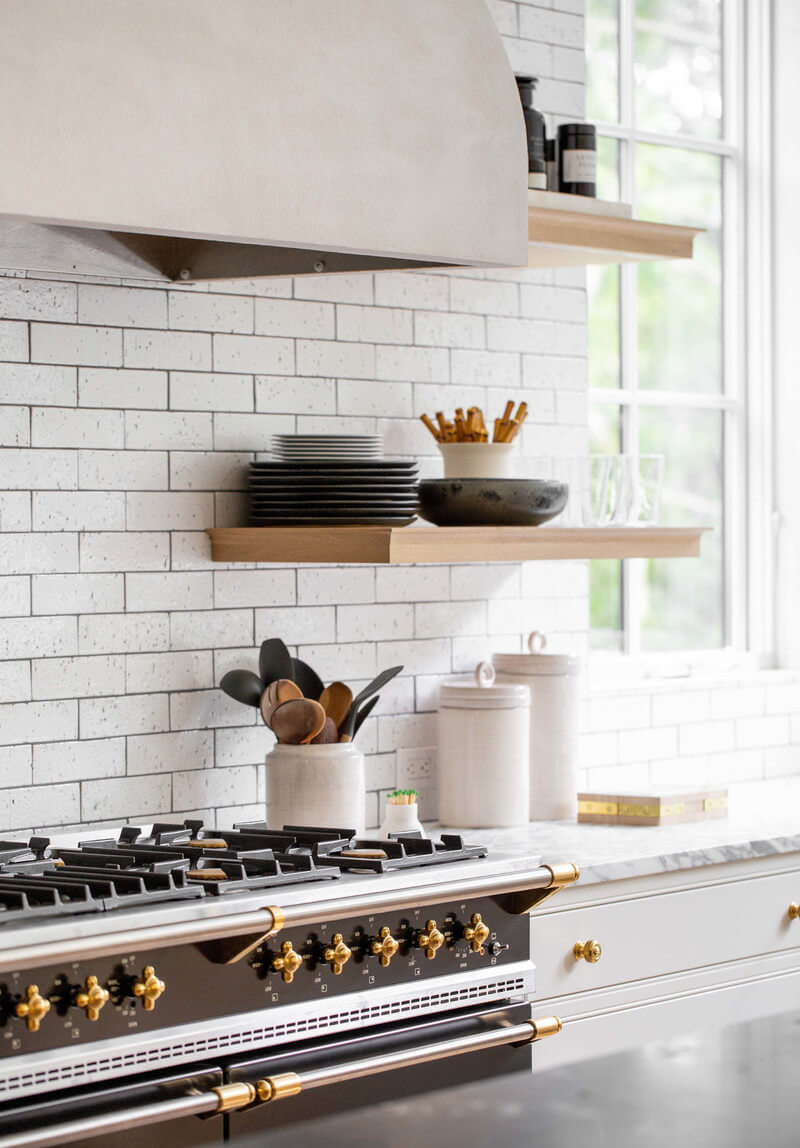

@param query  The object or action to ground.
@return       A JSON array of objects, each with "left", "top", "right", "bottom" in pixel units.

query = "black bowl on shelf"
[{"left": 417, "top": 478, "right": 568, "bottom": 527}]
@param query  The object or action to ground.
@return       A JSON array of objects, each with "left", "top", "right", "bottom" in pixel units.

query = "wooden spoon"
[
  {"left": 319, "top": 681, "right": 353, "bottom": 729},
  {"left": 260, "top": 678, "right": 303, "bottom": 726},
  {"left": 271, "top": 698, "right": 326, "bottom": 745}
]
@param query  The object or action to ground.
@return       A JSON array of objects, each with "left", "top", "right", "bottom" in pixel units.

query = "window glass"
[
  {"left": 636, "top": 145, "right": 722, "bottom": 392},
  {"left": 638, "top": 406, "right": 724, "bottom": 649},
  {"left": 589, "top": 404, "right": 624, "bottom": 650},
  {"left": 587, "top": 0, "right": 620, "bottom": 123},
  {"left": 635, "top": 0, "right": 722, "bottom": 138}
]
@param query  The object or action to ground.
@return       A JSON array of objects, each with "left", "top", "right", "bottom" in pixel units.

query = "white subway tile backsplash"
[
  {"left": 32, "top": 654, "right": 125, "bottom": 700},
  {"left": 256, "top": 374, "right": 335, "bottom": 414},
  {"left": 80, "top": 531, "right": 170, "bottom": 572},
  {"left": 0, "top": 576, "right": 30, "bottom": 616},
  {"left": 376, "top": 345, "right": 449, "bottom": 383},
  {"left": 126, "top": 572, "right": 213, "bottom": 612},
  {"left": 0, "top": 364, "right": 76, "bottom": 405},
  {"left": 0, "top": 615, "right": 77, "bottom": 660},
  {"left": 0, "top": 406, "right": 29, "bottom": 446},
  {"left": 450, "top": 349, "right": 519, "bottom": 387},
  {"left": 169, "top": 291, "right": 253, "bottom": 334},
  {"left": 126, "top": 491, "right": 214, "bottom": 530},
  {"left": 33, "top": 737, "right": 126, "bottom": 783},
  {"left": 337, "top": 603, "right": 414, "bottom": 643},
  {"left": 374, "top": 273, "right": 449, "bottom": 311},
  {"left": 0, "top": 448, "right": 77, "bottom": 490},
  {"left": 81, "top": 774, "right": 171, "bottom": 821},
  {"left": 0, "top": 746, "right": 33, "bottom": 788},
  {"left": 173, "top": 765, "right": 257, "bottom": 810},
  {"left": 171, "top": 372, "right": 254, "bottom": 412},
  {"left": 3, "top": 783, "right": 80, "bottom": 830},
  {"left": 79, "top": 612, "right": 170, "bottom": 654},
  {"left": 125, "top": 329, "right": 211, "bottom": 370},
  {"left": 34, "top": 491, "right": 126, "bottom": 531},
  {"left": 212, "top": 411, "right": 294, "bottom": 450},
  {"left": 414, "top": 311, "right": 485, "bottom": 349},
  {"left": 126, "top": 410, "right": 213, "bottom": 450},
  {"left": 254, "top": 298, "right": 334, "bottom": 339},
  {"left": 0, "top": 278, "right": 76, "bottom": 321},
  {"left": 32, "top": 573, "right": 123, "bottom": 615},
  {"left": 32, "top": 406, "right": 124, "bottom": 448},
  {"left": 80, "top": 693, "right": 169, "bottom": 739},
  {"left": 128, "top": 729, "right": 214, "bottom": 774},
  {"left": 256, "top": 605, "right": 335, "bottom": 644},
  {"left": 214, "top": 569, "right": 295, "bottom": 609},
  {"left": 0, "top": 660, "right": 31, "bottom": 702},
  {"left": 0, "top": 532, "right": 78, "bottom": 575},
  {"left": 79, "top": 449, "right": 168, "bottom": 491},
  {"left": 294, "top": 273, "right": 374, "bottom": 305},
  {"left": 78, "top": 367, "right": 168, "bottom": 409},
  {"left": 79, "top": 284, "right": 167, "bottom": 328},
  {"left": 32, "top": 323, "right": 121, "bottom": 366},
  {"left": 0, "top": 699, "right": 77, "bottom": 746},
  {"left": 298, "top": 567, "right": 375, "bottom": 606},
  {"left": 338, "top": 378, "right": 412, "bottom": 418},
  {"left": 170, "top": 688, "right": 254, "bottom": 731},
  {"left": 125, "top": 650, "right": 213, "bottom": 693},
  {"left": 170, "top": 609, "right": 253, "bottom": 651},
  {"left": 213, "top": 333, "right": 293, "bottom": 375},
  {"left": 0, "top": 320, "right": 30, "bottom": 361},
  {"left": 296, "top": 339, "right": 374, "bottom": 379}
]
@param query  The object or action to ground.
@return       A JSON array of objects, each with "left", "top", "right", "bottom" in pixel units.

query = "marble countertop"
[{"left": 443, "top": 777, "right": 800, "bottom": 885}]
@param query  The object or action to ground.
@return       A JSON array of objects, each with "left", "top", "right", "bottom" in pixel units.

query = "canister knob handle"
[
  {"left": 528, "top": 631, "right": 548, "bottom": 653},
  {"left": 474, "top": 661, "right": 496, "bottom": 688}
]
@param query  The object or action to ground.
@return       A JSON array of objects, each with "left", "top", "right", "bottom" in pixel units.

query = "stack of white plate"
[{"left": 271, "top": 434, "right": 383, "bottom": 460}]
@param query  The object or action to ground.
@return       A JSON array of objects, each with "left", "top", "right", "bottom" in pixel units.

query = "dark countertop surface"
[{"left": 232, "top": 1009, "right": 800, "bottom": 1148}]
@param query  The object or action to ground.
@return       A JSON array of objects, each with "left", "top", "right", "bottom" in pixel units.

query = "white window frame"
[{"left": 586, "top": 0, "right": 774, "bottom": 674}]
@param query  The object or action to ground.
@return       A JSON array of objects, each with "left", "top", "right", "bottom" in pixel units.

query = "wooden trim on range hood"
[{"left": 0, "top": 0, "right": 528, "bottom": 281}]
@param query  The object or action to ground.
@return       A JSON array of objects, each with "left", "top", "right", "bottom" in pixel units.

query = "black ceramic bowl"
[{"left": 417, "top": 478, "right": 568, "bottom": 527}]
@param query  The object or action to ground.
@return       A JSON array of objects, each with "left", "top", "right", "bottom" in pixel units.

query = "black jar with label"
[
  {"left": 557, "top": 123, "right": 597, "bottom": 197},
  {"left": 515, "top": 75, "right": 547, "bottom": 190}
]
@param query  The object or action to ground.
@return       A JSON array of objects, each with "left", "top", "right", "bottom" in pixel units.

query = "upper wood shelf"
[
  {"left": 527, "top": 205, "right": 700, "bottom": 268},
  {"left": 207, "top": 525, "right": 707, "bottom": 565}
]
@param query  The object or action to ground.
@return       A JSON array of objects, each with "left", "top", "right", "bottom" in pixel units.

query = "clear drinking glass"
[{"left": 629, "top": 454, "right": 664, "bottom": 524}]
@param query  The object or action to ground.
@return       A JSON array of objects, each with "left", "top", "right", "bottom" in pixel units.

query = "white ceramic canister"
[
  {"left": 493, "top": 632, "right": 581, "bottom": 821},
  {"left": 265, "top": 742, "right": 366, "bottom": 834},
  {"left": 437, "top": 663, "right": 530, "bottom": 828},
  {"left": 437, "top": 442, "right": 516, "bottom": 479}
]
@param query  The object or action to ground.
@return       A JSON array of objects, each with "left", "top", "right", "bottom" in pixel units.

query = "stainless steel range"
[{"left": 0, "top": 820, "right": 578, "bottom": 1147}]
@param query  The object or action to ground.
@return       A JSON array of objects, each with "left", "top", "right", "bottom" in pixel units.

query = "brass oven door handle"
[
  {"left": 0, "top": 1021, "right": 563, "bottom": 1146},
  {"left": 256, "top": 1016, "right": 563, "bottom": 1102}
]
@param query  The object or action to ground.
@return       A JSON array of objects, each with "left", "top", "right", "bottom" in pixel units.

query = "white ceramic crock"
[
  {"left": 265, "top": 742, "right": 366, "bottom": 834},
  {"left": 437, "top": 442, "right": 516, "bottom": 479},
  {"left": 379, "top": 801, "right": 425, "bottom": 838},
  {"left": 437, "top": 662, "right": 530, "bottom": 828},
  {"left": 493, "top": 632, "right": 582, "bottom": 821}
]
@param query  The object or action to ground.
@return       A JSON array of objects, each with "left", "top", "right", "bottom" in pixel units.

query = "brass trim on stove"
[
  {"left": 196, "top": 904, "right": 285, "bottom": 965},
  {"left": 495, "top": 862, "right": 580, "bottom": 915},
  {"left": 525, "top": 1015, "right": 563, "bottom": 1042},
  {"left": 255, "top": 1073, "right": 303, "bottom": 1103},
  {"left": 212, "top": 1082, "right": 257, "bottom": 1112}
]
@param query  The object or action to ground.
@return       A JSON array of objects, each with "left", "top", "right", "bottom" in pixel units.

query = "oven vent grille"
[{"left": 0, "top": 975, "right": 526, "bottom": 1096}]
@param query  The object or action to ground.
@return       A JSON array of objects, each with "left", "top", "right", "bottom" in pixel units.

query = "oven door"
[
  {"left": 0, "top": 1003, "right": 559, "bottom": 1147},
  {"left": 225, "top": 1000, "right": 551, "bottom": 1139},
  {"left": 0, "top": 1066, "right": 226, "bottom": 1148}
]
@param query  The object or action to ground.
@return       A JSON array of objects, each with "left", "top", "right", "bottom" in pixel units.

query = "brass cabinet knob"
[
  {"left": 74, "top": 974, "right": 110, "bottom": 1021},
  {"left": 271, "top": 940, "right": 304, "bottom": 983},
  {"left": 573, "top": 940, "right": 602, "bottom": 963},
  {"left": 132, "top": 965, "right": 166, "bottom": 1010},
  {"left": 789, "top": 903, "right": 800, "bottom": 920},
  {"left": 417, "top": 919, "right": 445, "bottom": 960},
  {"left": 370, "top": 926, "right": 399, "bottom": 967},
  {"left": 15, "top": 985, "right": 51, "bottom": 1032},
  {"left": 323, "top": 933, "right": 351, "bottom": 975},
  {"left": 463, "top": 912, "right": 490, "bottom": 953}
]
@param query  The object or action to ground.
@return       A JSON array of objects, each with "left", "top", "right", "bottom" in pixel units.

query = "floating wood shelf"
[
  {"left": 528, "top": 206, "right": 700, "bottom": 268},
  {"left": 207, "top": 526, "right": 707, "bottom": 565}
]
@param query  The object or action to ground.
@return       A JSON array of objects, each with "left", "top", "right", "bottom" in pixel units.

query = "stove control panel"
[{"left": 0, "top": 895, "right": 529, "bottom": 1059}]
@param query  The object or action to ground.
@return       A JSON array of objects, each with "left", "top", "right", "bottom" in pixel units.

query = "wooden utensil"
[
  {"left": 219, "top": 669, "right": 264, "bottom": 708},
  {"left": 270, "top": 698, "right": 327, "bottom": 744},
  {"left": 260, "top": 678, "right": 303, "bottom": 726},
  {"left": 259, "top": 638, "right": 294, "bottom": 689},
  {"left": 319, "top": 681, "right": 353, "bottom": 729},
  {"left": 310, "top": 716, "right": 338, "bottom": 744},
  {"left": 292, "top": 657, "right": 324, "bottom": 700}
]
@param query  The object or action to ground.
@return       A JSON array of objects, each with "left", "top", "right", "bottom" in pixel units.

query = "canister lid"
[
  {"left": 492, "top": 632, "right": 581, "bottom": 677},
  {"left": 439, "top": 662, "right": 530, "bottom": 710}
]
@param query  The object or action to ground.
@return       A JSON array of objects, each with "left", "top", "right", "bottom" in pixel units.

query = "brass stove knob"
[
  {"left": 132, "top": 965, "right": 166, "bottom": 1010},
  {"left": 323, "top": 934, "right": 351, "bottom": 975},
  {"left": 74, "top": 975, "right": 110, "bottom": 1021},
  {"left": 271, "top": 940, "right": 304, "bottom": 983},
  {"left": 417, "top": 919, "right": 444, "bottom": 960},
  {"left": 16, "top": 985, "right": 51, "bottom": 1032},
  {"left": 573, "top": 939, "right": 602, "bottom": 963},
  {"left": 370, "top": 926, "right": 399, "bottom": 967},
  {"left": 462, "top": 912, "right": 491, "bottom": 953}
]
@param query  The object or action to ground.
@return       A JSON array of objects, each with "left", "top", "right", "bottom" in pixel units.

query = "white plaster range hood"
[{"left": 0, "top": 0, "right": 527, "bottom": 282}]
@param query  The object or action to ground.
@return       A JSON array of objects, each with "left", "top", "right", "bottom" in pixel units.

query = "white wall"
[{"left": 0, "top": 2, "right": 595, "bottom": 836}]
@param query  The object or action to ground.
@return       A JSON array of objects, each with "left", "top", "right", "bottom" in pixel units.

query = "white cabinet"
[{"left": 529, "top": 854, "right": 800, "bottom": 1070}]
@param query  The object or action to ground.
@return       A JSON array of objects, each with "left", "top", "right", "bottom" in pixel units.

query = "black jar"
[
  {"left": 557, "top": 123, "right": 597, "bottom": 197},
  {"left": 515, "top": 75, "right": 547, "bottom": 190}
]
